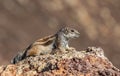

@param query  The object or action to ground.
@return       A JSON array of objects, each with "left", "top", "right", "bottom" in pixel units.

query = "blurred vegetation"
[{"left": 0, "top": 0, "right": 120, "bottom": 68}]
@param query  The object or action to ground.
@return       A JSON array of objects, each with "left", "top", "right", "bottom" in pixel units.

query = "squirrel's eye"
[{"left": 71, "top": 30, "right": 74, "bottom": 32}]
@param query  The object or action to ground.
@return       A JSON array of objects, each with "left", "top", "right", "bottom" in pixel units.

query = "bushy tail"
[
  {"left": 11, "top": 45, "right": 31, "bottom": 64},
  {"left": 11, "top": 51, "right": 25, "bottom": 64}
]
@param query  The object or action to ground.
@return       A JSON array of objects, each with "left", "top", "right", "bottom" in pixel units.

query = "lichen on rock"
[{"left": 0, "top": 47, "right": 120, "bottom": 76}]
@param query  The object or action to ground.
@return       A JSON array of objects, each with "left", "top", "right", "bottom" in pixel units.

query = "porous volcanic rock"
[{"left": 0, "top": 47, "right": 120, "bottom": 76}]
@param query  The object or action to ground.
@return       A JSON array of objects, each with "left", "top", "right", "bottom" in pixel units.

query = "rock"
[{"left": 0, "top": 47, "right": 120, "bottom": 76}]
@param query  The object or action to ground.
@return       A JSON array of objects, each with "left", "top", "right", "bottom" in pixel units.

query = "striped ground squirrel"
[{"left": 11, "top": 27, "right": 80, "bottom": 64}]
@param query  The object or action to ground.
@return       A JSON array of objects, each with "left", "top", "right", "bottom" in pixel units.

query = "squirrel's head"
[{"left": 59, "top": 27, "right": 80, "bottom": 39}]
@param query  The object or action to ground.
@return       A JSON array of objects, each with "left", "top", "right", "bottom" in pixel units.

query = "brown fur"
[{"left": 11, "top": 27, "right": 80, "bottom": 64}]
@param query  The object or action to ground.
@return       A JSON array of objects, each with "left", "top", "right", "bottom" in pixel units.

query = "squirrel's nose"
[{"left": 75, "top": 32, "right": 80, "bottom": 37}]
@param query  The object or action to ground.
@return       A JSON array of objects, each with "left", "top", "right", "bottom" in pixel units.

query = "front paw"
[{"left": 66, "top": 47, "right": 76, "bottom": 51}]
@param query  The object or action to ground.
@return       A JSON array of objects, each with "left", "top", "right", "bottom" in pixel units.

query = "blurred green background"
[{"left": 0, "top": 0, "right": 120, "bottom": 68}]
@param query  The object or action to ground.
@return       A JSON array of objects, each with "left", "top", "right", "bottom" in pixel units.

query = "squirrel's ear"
[
  {"left": 59, "top": 26, "right": 65, "bottom": 31},
  {"left": 63, "top": 26, "right": 69, "bottom": 30},
  {"left": 59, "top": 26, "right": 69, "bottom": 33}
]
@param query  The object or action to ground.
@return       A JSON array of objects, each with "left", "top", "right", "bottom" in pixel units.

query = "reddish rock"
[{"left": 0, "top": 47, "right": 120, "bottom": 76}]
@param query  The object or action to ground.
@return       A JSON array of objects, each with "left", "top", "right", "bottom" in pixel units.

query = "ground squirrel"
[{"left": 11, "top": 27, "right": 80, "bottom": 64}]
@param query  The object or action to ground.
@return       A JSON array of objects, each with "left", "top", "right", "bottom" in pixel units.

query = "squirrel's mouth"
[
  {"left": 75, "top": 35, "right": 79, "bottom": 38},
  {"left": 72, "top": 34, "right": 80, "bottom": 38}
]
